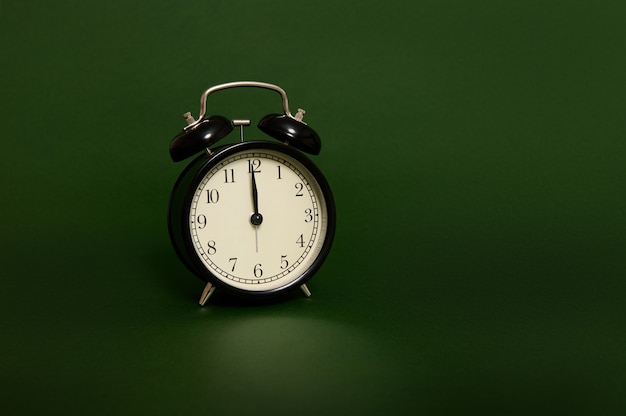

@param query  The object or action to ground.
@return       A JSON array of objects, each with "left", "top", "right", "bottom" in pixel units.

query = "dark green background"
[{"left": 2, "top": 1, "right": 625, "bottom": 414}]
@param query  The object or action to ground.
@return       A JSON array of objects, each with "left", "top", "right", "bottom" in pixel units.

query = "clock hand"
[
  {"left": 250, "top": 168, "right": 263, "bottom": 253},
  {"left": 250, "top": 168, "right": 263, "bottom": 226}
]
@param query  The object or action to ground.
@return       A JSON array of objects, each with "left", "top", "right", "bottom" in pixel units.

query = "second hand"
[{"left": 250, "top": 166, "right": 263, "bottom": 253}]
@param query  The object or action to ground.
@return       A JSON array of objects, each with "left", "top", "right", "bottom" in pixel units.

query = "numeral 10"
[{"left": 206, "top": 189, "right": 219, "bottom": 203}]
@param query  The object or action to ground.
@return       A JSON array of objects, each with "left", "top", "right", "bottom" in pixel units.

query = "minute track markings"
[{"left": 189, "top": 149, "right": 322, "bottom": 287}]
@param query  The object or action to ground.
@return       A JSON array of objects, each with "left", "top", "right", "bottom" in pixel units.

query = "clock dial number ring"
[{"left": 188, "top": 149, "right": 327, "bottom": 292}]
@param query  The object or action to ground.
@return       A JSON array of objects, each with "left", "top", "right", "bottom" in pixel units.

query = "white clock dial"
[{"left": 188, "top": 148, "right": 329, "bottom": 292}]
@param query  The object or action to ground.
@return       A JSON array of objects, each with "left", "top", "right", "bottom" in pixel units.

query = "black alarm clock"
[{"left": 167, "top": 81, "right": 336, "bottom": 305}]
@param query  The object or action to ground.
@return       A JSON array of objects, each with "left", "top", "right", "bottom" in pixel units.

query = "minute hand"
[{"left": 250, "top": 169, "right": 263, "bottom": 226}]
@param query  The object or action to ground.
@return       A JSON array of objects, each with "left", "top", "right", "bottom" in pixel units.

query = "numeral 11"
[{"left": 224, "top": 168, "right": 235, "bottom": 183}]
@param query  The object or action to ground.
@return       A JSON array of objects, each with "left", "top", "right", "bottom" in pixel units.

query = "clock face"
[{"left": 185, "top": 145, "right": 333, "bottom": 294}]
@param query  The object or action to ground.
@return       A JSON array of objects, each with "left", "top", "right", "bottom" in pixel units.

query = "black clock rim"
[{"left": 168, "top": 140, "right": 336, "bottom": 299}]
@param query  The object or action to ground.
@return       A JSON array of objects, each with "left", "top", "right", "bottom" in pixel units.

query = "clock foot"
[
  {"left": 300, "top": 284, "right": 312, "bottom": 297},
  {"left": 199, "top": 282, "right": 216, "bottom": 306}
]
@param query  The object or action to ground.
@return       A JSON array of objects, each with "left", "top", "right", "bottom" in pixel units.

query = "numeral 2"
[{"left": 295, "top": 183, "right": 304, "bottom": 197}]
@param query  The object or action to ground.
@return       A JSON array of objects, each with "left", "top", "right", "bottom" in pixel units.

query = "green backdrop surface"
[{"left": 1, "top": 1, "right": 625, "bottom": 414}]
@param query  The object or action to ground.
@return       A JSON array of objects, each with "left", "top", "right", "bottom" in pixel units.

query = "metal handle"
[{"left": 185, "top": 81, "right": 293, "bottom": 130}]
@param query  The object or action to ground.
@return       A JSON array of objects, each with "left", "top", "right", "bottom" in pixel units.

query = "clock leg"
[
  {"left": 300, "top": 284, "right": 312, "bottom": 297},
  {"left": 199, "top": 282, "right": 216, "bottom": 306}
]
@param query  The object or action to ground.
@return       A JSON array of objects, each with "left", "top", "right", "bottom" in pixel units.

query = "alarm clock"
[{"left": 167, "top": 81, "right": 336, "bottom": 305}]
